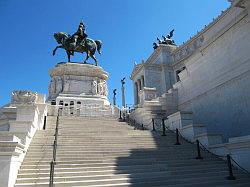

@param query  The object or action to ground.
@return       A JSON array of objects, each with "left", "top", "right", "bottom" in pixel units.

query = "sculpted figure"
[
  {"left": 11, "top": 90, "right": 37, "bottom": 104},
  {"left": 53, "top": 21, "right": 102, "bottom": 66},
  {"left": 153, "top": 42, "right": 159, "bottom": 50},
  {"left": 162, "top": 29, "right": 175, "bottom": 45},
  {"left": 49, "top": 80, "right": 55, "bottom": 96},
  {"left": 103, "top": 81, "right": 108, "bottom": 96},
  {"left": 72, "top": 21, "right": 88, "bottom": 47},
  {"left": 97, "top": 82, "right": 103, "bottom": 95},
  {"left": 154, "top": 29, "right": 175, "bottom": 49},
  {"left": 55, "top": 77, "right": 63, "bottom": 94},
  {"left": 92, "top": 80, "right": 97, "bottom": 95}
]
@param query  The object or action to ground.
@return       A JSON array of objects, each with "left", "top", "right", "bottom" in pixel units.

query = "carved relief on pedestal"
[
  {"left": 97, "top": 80, "right": 108, "bottom": 96},
  {"left": 49, "top": 78, "right": 56, "bottom": 96},
  {"left": 63, "top": 76, "right": 70, "bottom": 93},
  {"left": 92, "top": 80, "right": 98, "bottom": 95},
  {"left": 11, "top": 90, "right": 37, "bottom": 104},
  {"left": 55, "top": 76, "right": 63, "bottom": 94}
]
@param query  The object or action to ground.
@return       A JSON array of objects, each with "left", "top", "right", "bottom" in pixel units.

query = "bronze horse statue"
[{"left": 53, "top": 32, "right": 102, "bottom": 66}]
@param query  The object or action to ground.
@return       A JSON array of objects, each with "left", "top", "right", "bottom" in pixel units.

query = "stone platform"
[
  {"left": 48, "top": 62, "right": 110, "bottom": 105},
  {"left": 47, "top": 62, "right": 115, "bottom": 116}
]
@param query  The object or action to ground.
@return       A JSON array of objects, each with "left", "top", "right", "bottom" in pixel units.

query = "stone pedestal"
[
  {"left": 48, "top": 63, "right": 110, "bottom": 106},
  {"left": 47, "top": 63, "right": 113, "bottom": 116}
]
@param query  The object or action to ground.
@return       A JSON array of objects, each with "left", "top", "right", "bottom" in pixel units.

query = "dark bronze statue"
[
  {"left": 121, "top": 77, "right": 125, "bottom": 85},
  {"left": 52, "top": 21, "right": 102, "bottom": 66},
  {"left": 162, "top": 29, "right": 175, "bottom": 45},
  {"left": 153, "top": 29, "right": 175, "bottom": 49},
  {"left": 153, "top": 42, "right": 159, "bottom": 50},
  {"left": 113, "top": 89, "right": 117, "bottom": 106}
]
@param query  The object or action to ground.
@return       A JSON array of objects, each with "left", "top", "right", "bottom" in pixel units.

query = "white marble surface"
[
  {"left": 48, "top": 63, "right": 110, "bottom": 109},
  {"left": 0, "top": 91, "right": 47, "bottom": 187}
]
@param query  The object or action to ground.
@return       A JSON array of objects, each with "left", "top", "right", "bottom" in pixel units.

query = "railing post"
[
  {"left": 133, "top": 119, "right": 136, "bottom": 130},
  {"left": 152, "top": 118, "right": 155, "bottom": 131},
  {"left": 43, "top": 116, "right": 47, "bottom": 130},
  {"left": 49, "top": 161, "right": 55, "bottom": 187},
  {"left": 175, "top": 128, "right": 181, "bottom": 145},
  {"left": 195, "top": 140, "right": 203, "bottom": 159},
  {"left": 119, "top": 110, "right": 122, "bottom": 120},
  {"left": 53, "top": 140, "right": 57, "bottom": 161},
  {"left": 226, "top": 154, "right": 236, "bottom": 180},
  {"left": 49, "top": 110, "right": 59, "bottom": 186},
  {"left": 122, "top": 112, "right": 125, "bottom": 122},
  {"left": 162, "top": 119, "right": 166, "bottom": 136}
]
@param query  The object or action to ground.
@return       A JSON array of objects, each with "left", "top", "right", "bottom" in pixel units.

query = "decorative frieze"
[{"left": 174, "top": 36, "right": 204, "bottom": 62}]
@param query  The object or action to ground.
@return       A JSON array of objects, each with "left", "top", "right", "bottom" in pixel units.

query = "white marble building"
[{"left": 130, "top": 0, "right": 250, "bottom": 170}]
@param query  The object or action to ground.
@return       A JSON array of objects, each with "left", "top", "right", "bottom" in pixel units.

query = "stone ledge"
[{"left": 50, "top": 63, "right": 108, "bottom": 80}]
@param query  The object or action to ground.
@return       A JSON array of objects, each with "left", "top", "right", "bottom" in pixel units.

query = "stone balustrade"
[{"left": 0, "top": 90, "right": 47, "bottom": 187}]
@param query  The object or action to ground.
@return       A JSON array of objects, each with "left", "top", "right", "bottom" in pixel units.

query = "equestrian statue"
[{"left": 53, "top": 21, "right": 102, "bottom": 66}]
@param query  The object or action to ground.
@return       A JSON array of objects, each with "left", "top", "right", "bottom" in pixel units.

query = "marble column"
[
  {"left": 134, "top": 82, "right": 139, "bottom": 105},
  {"left": 141, "top": 76, "right": 145, "bottom": 89}
]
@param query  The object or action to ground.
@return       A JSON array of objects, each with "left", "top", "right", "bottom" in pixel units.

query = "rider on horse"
[{"left": 72, "top": 21, "right": 88, "bottom": 48}]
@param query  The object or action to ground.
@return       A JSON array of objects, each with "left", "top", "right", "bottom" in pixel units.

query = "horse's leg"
[
  {"left": 52, "top": 45, "right": 63, "bottom": 56},
  {"left": 84, "top": 52, "right": 89, "bottom": 64},
  {"left": 90, "top": 52, "right": 98, "bottom": 66},
  {"left": 67, "top": 51, "right": 71, "bottom": 62}
]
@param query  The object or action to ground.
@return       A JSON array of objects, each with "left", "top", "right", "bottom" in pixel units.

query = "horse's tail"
[{"left": 95, "top": 40, "right": 102, "bottom": 55}]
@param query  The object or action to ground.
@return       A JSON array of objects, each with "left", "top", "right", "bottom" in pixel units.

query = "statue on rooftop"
[
  {"left": 162, "top": 29, "right": 175, "bottom": 45},
  {"left": 153, "top": 29, "right": 176, "bottom": 49},
  {"left": 52, "top": 21, "right": 102, "bottom": 66}
]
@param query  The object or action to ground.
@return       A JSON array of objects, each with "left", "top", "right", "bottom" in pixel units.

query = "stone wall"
[{"left": 173, "top": 6, "right": 250, "bottom": 141}]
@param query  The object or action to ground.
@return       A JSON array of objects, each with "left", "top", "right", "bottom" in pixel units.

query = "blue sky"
[{"left": 0, "top": 0, "right": 230, "bottom": 107}]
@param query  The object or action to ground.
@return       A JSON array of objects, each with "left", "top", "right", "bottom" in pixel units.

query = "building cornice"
[{"left": 172, "top": 4, "right": 246, "bottom": 67}]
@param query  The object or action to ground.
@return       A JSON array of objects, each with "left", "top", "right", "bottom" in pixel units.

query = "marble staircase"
[{"left": 14, "top": 116, "right": 250, "bottom": 186}]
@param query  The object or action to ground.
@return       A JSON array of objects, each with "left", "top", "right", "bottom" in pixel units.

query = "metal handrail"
[
  {"left": 49, "top": 111, "right": 60, "bottom": 187},
  {"left": 230, "top": 156, "right": 250, "bottom": 174},
  {"left": 127, "top": 117, "right": 151, "bottom": 131},
  {"left": 164, "top": 121, "right": 250, "bottom": 176},
  {"left": 129, "top": 119, "right": 250, "bottom": 180}
]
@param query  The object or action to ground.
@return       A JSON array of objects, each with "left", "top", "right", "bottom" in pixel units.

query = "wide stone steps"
[
  {"left": 21, "top": 157, "right": 220, "bottom": 166},
  {"left": 16, "top": 169, "right": 244, "bottom": 184},
  {"left": 15, "top": 116, "right": 250, "bottom": 187},
  {"left": 19, "top": 161, "right": 228, "bottom": 173},
  {"left": 20, "top": 159, "right": 225, "bottom": 170},
  {"left": 14, "top": 173, "right": 250, "bottom": 187},
  {"left": 25, "top": 147, "right": 197, "bottom": 154}
]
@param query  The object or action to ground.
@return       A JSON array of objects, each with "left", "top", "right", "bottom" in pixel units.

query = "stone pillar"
[
  {"left": 121, "top": 78, "right": 126, "bottom": 107},
  {"left": 134, "top": 82, "right": 139, "bottom": 105},
  {"left": 141, "top": 76, "right": 145, "bottom": 88},
  {"left": 137, "top": 80, "right": 141, "bottom": 104},
  {"left": 138, "top": 79, "right": 142, "bottom": 91}
]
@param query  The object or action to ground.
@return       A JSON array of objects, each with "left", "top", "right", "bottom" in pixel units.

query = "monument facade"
[
  {"left": 130, "top": 0, "right": 250, "bottom": 170},
  {"left": 49, "top": 21, "right": 116, "bottom": 117},
  {"left": 47, "top": 62, "right": 112, "bottom": 116},
  {"left": 0, "top": 21, "right": 118, "bottom": 186}
]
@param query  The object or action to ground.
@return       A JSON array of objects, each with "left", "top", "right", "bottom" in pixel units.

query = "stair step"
[{"left": 14, "top": 117, "right": 250, "bottom": 187}]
